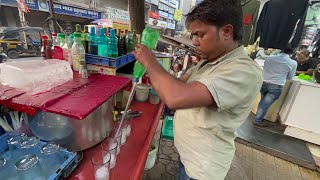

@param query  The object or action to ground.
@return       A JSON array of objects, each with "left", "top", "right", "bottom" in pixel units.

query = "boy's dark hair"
[
  {"left": 282, "top": 44, "right": 294, "bottom": 54},
  {"left": 186, "top": 0, "right": 243, "bottom": 41}
]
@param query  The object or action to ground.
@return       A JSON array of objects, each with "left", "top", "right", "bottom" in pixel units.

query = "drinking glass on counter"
[
  {"left": 92, "top": 151, "right": 110, "bottom": 180},
  {"left": 101, "top": 139, "right": 118, "bottom": 169},
  {"left": 110, "top": 130, "right": 122, "bottom": 155},
  {"left": 113, "top": 121, "right": 129, "bottom": 146}
]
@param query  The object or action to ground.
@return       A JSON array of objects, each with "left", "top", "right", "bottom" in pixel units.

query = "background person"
[
  {"left": 296, "top": 50, "right": 320, "bottom": 75},
  {"left": 254, "top": 45, "right": 297, "bottom": 127}
]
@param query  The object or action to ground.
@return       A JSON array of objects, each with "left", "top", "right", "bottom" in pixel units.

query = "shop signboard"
[
  {"left": 149, "top": 11, "right": 160, "bottom": 19},
  {"left": 54, "top": 4, "right": 100, "bottom": 19},
  {"left": 1, "top": 0, "right": 39, "bottom": 11},
  {"left": 148, "top": 18, "right": 167, "bottom": 28},
  {"left": 158, "top": 20, "right": 168, "bottom": 28},
  {"left": 174, "top": 9, "right": 182, "bottom": 21},
  {"left": 159, "top": 0, "right": 169, "bottom": 4},
  {"left": 0, "top": 0, "right": 101, "bottom": 19},
  {"left": 151, "top": 0, "right": 159, "bottom": 6},
  {"left": 167, "top": 22, "right": 175, "bottom": 29},
  {"left": 159, "top": 10, "right": 169, "bottom": 18},
  {"left": 168, "top": 14, "right": 174, "bottom": 20},
  {"left": 112, "top": 20, "right": 130, "bottom": 30},
  {"left": 38, "top": 0, "right": 49, "bottom": 12},
  {"left": 168, "top": 0, "right": 176, "bottom": 8},
  {"left": 106, "top": 7, "right": 130, "bottom": 21},
  {"left": 149, "top": 18, "right": 158, "bottom": 26},
  {"left": 159, "top": 0, "right": 176, "bottom": 8}
]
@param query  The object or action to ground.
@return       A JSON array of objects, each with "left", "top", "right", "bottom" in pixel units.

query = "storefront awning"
[{"left": 0, "top": 0, "right": 102, "bottom": 20}]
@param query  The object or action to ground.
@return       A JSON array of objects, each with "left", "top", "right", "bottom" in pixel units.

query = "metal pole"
[{"left": 49, "top": 0, "right": 58, "bottom": 33}]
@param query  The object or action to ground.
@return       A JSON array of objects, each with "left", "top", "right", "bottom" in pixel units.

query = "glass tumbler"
[
  {"left": 7, "top": 135, "right": 24, "bottom": 161},
  {"left": 40, "top": 143, "right": 64, "bottom": 177},
  {"left": 20, "top": 136, "right": 40, "bottom": 156},
  {"left": 114, "top": 121, "right": 128, "bottom": 146},
  {"left": 92, "top": 151, "right": 110, "bottom": 180},
  {"left": 101, "top": 139, "right": 118, "bottom": 169},
  {"left": 15, "top": 154, "right": 45, "bottom": 180},
  {"left": 110, "top": 130, "right": 122, "bottom": 155}
]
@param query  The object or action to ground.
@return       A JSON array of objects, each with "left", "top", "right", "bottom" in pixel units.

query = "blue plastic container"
[
  {"left": 0, "top": 133, "right": 78, "bottom": 180},
  {"left": 85, "top": 53, "right": 135, "bottom": 68}
]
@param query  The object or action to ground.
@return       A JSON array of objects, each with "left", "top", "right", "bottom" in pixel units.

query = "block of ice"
[{"left": 0, "top": 59, "right": 73, "bottom": 94}]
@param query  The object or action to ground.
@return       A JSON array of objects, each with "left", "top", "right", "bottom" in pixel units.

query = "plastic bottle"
[
  {"left": 126, "top": 31, "right": 133, "bottom": 53},
  {"left": 75, "top": 24, "right": 82, "bottom": 33},
  {"left": 116, "top": 29, "right": 120, "bottom": 40},
  {"left": 118, "top": 30, "right": 126, "bottom": 56},
  {"left": 71, "top": 33, "right": 85, "bottom": 71},
  {"left": 88, "top": 26, "right": 98, "bottom": 55},
  {"left": 133, "top": 27, "right": 160, "bottom": 81},
  {"left": 126, "top": 30, "right": 138, "bottom": 53},
  {"left": 62, "top": 35, "right": 72, "bottom": 65},
  {"left": 97, "top": 28, "right": 108, "bottom": 57},
  {"left": 132, "top": 30, "right": 138, "bottom": 50},
  {"left": 105, "top": 27, "right": 110, "bottom": 37},
  {"left": 82, "top": 25, "right": 90, "bottom": 53},
  {"left": 58, "top": 33, "right": 65, "bottom": 47},
  {"left": 69, "top": 34, "right": 74, "bottom": 49},
  {"left": 51, "top": 33, "right": 59, "bottom": 46},
  {"left": 108, "top": 29, "right": 119, "bottom": 58},
  {"left": 51, "top": 33, "right": 64, "bottom": 60},
  {"left": 41, "top": 35, "right": 53, "bottom": 59},
  {"left": 141, "top": 27, "right": 160, "bottom": 49}
]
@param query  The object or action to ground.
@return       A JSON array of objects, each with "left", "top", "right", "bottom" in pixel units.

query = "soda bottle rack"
[{"left": 85, "top": 53, "right": 135, "bottom": 69}]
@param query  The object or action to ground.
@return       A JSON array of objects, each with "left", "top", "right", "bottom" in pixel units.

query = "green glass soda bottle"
[
  {"left": 133, "top": 27, "right": 160, "bottom": 82},
  {"left": 82, "top": 25, "right": 90, "bottom": 53},
  {"left": 75, "top": 24, "right": 82, "bottom": 33},
  {"left": 108, "top": 29, "right": 119, "bottom": 58}
]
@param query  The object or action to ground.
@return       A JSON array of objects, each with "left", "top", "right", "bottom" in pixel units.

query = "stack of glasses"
[{"left": 92, "top": 120, "right": 131, "bottom": 180}]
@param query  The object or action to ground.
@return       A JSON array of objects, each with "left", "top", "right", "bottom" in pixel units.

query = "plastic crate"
[
  {"left": 161, "top": 116, "right": 174, "bottom": 141},
  {"left": 0, "top": 133, "right": 78, "bottom": 180},
  {"left": 127, "top": 53, "right": 135, "bottom": 62},
  {"left": 86, "top": 53, "right": 135, "bottom": 68}
]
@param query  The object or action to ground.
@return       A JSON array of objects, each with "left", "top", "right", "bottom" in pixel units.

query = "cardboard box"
[{"left": 87, "top": 64, "right": 116, "bottom": 75}]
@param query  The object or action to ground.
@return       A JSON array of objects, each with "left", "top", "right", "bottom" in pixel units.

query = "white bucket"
[
  {"left": 144, "top": 146, "right": 158, "bottom": 170},
  {"left": 135, "top": 84, "right": 149, "bottom": 102}
]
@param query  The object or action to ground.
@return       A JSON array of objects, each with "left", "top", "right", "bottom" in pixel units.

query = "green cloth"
[{"left": 241, "top": 0, "right": 260, "bottom": 46}]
